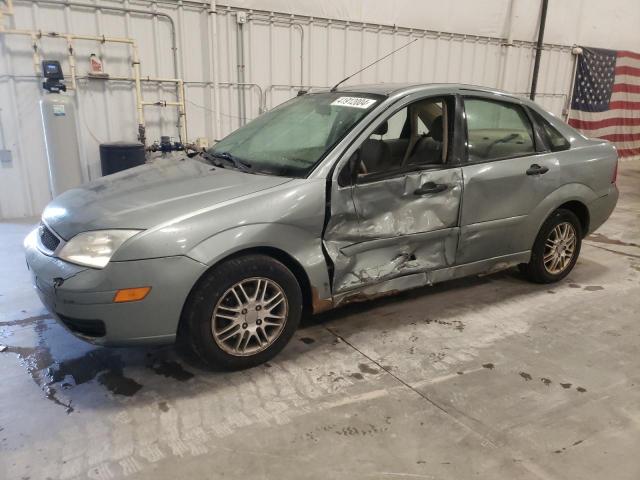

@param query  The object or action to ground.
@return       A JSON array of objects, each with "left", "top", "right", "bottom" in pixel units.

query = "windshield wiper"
[{"left": 201, "top": 151, "right": 252, "bottom": 172}]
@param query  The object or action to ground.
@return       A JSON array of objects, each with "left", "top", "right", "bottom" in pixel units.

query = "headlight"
[{"left": 58, "top": 230, "right": 142, "bottom": 268}]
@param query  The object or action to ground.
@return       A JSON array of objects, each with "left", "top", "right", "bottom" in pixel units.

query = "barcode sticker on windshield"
[{"left": 331, "top": 97, "right": 377, "bottom": 109}]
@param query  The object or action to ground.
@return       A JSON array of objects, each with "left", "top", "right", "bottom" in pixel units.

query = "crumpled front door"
[{"left": 324, "top": 167, "right": 463, "bottom": 297}]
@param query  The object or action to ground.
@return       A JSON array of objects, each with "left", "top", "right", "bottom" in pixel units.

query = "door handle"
[
  {"left": 414, "top": 182, "right": 448, "bottom": 195},
  {"left": 526, "top": 164, "right": 549, "bottom": 175}
]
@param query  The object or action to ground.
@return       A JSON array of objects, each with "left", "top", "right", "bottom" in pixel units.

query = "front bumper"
[{"left": 24, "top": 228, "right": 207, "bottom": 346}]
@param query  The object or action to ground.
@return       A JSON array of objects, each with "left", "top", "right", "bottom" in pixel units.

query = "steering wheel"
[{"left": 483, "top": 133, "right": 519, "bottom": 158}]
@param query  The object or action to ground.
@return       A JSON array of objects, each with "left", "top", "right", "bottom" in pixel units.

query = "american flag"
[{"left": 568, "top": 47, "right": 640, "bottom": 158}]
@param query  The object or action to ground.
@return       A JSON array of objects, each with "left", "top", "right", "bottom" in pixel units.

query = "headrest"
[
  {"left": 361, "top": 138, "right": 391, "bottom": 172},
  {"left": 429, "top": 115, "right": 443, "bottom": 142},
  {"left": 372, "top": 121, "right": 388, "bottom": 136}
]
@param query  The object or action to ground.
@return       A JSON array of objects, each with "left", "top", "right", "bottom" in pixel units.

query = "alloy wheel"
[
  {"left": 543, "top": 222, "right": 577, "bottom": 275},
  {"left": 211, "top": 277, "right": 288, "bottom": 356}
]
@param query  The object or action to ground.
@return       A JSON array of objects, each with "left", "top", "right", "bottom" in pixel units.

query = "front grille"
[{"left": 39, "top": 223, "right": 60, "bottom": 252}]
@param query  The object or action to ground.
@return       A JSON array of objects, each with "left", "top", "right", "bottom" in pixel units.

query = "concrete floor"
[{"left": 1, "top": 162, "right": 639, "bottom": 480}]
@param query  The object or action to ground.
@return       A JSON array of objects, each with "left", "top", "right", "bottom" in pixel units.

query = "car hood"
[{"left": 42, "top": 156, "right": 292, "bottom": 240}]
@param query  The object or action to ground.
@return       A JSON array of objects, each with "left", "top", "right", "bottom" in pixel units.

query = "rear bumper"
[
  {"left": 588, "top": 184, "right": 619, "bottom": 235},
  {"left": 24, "top": 228, "right": 207, "bottom": 346}
]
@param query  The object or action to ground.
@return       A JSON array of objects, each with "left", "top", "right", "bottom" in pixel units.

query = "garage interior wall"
[{"left": 0, "top": 0, "right": 637, "bottom": 219}]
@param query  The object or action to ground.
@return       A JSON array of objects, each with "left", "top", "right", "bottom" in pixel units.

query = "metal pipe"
[
  {"left": 15, "top": 0, "right": 181, "bottom": 139},
  {"left": 66, "top": 36, "right": 77, "bottom": 90},
  {"left": 0, "top": 0, "right": 14, "bottom": 24},
  {"left": 235, "top": 12, "right": 246, "bottom": 125},
  {"left": 505, "top": 0, "right": 516, "bottom": 46},
  {"left": 177, "top": 79, "right": 187, "bottom": 141},
  {"left": 131, "top": 42, "right": 145, "bottom": 142},
  {"left": 292, "top": 22, "right": 303, "bottom": 87},
  {"left": 530, "top": 0, "right": 549, "bottom": 101},
  {"left": 564, "top": 46, "right": 582, "bottom": 120},
  {"left": 208, "top": 0, "right": 222, "bottom": 138},
  {"left": 1, "top": 17, "right": 35, "bottom": 215},
  {"left": 499, "top": 0, "right": 516, "bottom": 89},
  {"left": 0, "top": 26, "right": 191, "bottom": 144},
  {"left": 15, "top": 0, "right": 179, "bottom": 80},
  {"left": 66, "top": 0, "right": 573, "bottom": 52}
]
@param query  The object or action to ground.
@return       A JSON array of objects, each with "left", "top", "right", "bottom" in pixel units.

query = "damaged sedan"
[{"left": 24, "top": 84, "right": 619, "bottom": 369}]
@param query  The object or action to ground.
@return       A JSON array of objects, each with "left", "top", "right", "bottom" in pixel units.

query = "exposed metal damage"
[{"left": 324, "top": 166, "right": 462, "bottom": 298}]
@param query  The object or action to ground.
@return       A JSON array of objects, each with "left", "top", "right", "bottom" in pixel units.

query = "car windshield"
[{"left": 207, "top": 92, "right": 382, "bottom": 177}]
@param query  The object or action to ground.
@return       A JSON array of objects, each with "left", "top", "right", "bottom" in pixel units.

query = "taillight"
[{"left": 612, "top": 156, "right": 619, "bottom": 184}]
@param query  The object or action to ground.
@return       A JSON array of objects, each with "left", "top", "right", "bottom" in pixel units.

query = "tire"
[
  {"left": 182, "top": 254, "right": 302, "bottom": 370},
  {"left": 519, "top": 208, "right": 582, "bottom": 284}
]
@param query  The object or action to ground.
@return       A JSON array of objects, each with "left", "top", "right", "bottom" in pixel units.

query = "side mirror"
[{"left": 338, "top": 150, "right": 360, "bottom": 187}]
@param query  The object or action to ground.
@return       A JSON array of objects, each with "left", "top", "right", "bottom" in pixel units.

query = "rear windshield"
[{"left": 209, "top": 92, "right": 381, "bottom": 177}]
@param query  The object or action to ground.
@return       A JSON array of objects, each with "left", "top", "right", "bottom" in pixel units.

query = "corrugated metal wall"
[{"left": 0, "top": 0, "right": 575, "bottom": 219}]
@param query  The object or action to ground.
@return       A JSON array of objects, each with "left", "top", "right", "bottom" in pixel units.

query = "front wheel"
[
  {"left": 520, "top": 209, "right": 582, "bottom": 284},
  {"left": 182, "top": 254, "right": 302, "bottom": 370}
]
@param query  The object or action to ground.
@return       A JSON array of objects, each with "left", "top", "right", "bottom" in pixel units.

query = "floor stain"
[
  {"left": 7, "top": 318, "right": 146, "bottom": 407},
  {"left": 299, "top": 337, "right": 316, "bottom": 345},
  {"left": 1, "top": 314, "right": 51, "bottom": 328},
  {"left": 576, "top": 386, "right": 587, "bottom": 393},
  {"left": 554, "top": 439, "right": 584, "bottom": 454},
  {"left": 424, "top": 318, "right": 465, "bottom": 331},
  {"left": 519, "top": 372, "right": 532, "bottom": 381},
  {"left": 49, "top": 350, "right": 128, "bottom": 386},
  {"left": 149, "top": 360, "right": 194, "bottom": 382},
  {"left": 158, "top": 401, "right": 170, "bottom": 412},
  {"left": 6, "top": 320, "right": 73, "bottom": 413},
  {"left": 349, "top": 372, "right": 364, "bottom": 380},
  {"left": 540, "top": 377, "right": 552, "bottom": 386},
  {"left": 569, "top": 284, "right": 582, "bottom": 289},
  {"left": 97, "top": 371, "right": 142, "bottom": 397},
  {"left": 584, "top": 285, "right": 604, "bottom": 291},
  {"left": 588, "top": 232, "right": 640, "bottom": 249},
  {"left": 358, "top": 363, "right": 379, "bottom": 375},
  {"left": 482, "top": 363, "right": 495, "bottom": 370},
  {"left": 560, "top": 382, "right": 572, "bottom": 389}
]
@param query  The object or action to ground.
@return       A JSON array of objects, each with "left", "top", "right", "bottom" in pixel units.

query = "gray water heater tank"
[{"left": 39, "top": 93, "right": 83, "bottom": 197}]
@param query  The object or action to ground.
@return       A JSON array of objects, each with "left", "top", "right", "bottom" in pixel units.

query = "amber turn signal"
[{"left": 113, "top": 287, "right": 151, "bottom": 303}]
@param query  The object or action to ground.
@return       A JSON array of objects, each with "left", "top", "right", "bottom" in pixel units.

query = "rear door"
[
  {"left": 324, "top": 94, "right": 464, "bottom": 295},
  {"left": 457, "top": 95, "right": 561, "bottom": 264}
]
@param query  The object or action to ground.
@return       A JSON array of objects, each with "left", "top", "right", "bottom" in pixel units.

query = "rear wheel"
[
  {"left": 520, "top": 209, "right": 582, "bottom": 284},
  {"left": 182, "top": 254, "right": 302, "bottom": 370}
]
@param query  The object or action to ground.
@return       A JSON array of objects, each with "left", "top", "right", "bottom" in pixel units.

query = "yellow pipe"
[
  {"left": 177, "top": 80, "right": 187, "bottom": 142},
  {"left": 66, "top": 36, "right": 77, "bottom": 90},
  {"left": 130, "top": 43, "right": 145, "bottom": 131},
  {"left": 1, "top": 26, "right": 188, "bottom": 143}
]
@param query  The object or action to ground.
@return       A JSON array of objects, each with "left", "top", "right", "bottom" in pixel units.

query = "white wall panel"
[{"left": 1, "top": 0, "right": 582, "bottom": 218}]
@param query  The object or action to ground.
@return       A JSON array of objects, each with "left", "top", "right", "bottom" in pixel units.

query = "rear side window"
[
  {"left": 465, "top": 99, "right": 535, "bottom": 162},
  {"left": 529, "top": 109, "right": 570, "bottom": 152}
]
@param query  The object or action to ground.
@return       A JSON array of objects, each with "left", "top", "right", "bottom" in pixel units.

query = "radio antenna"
[{"left": 330, "top": 37, "right": 418, "bottom": 92}]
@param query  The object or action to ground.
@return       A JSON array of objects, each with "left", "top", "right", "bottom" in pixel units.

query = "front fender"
[{"left": 187, "top": 223, "right": 332, "bottom": 306}]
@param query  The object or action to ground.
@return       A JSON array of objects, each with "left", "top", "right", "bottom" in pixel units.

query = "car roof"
[{"left": 320, "top": 82, "right": 520, "bottom": 100}]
